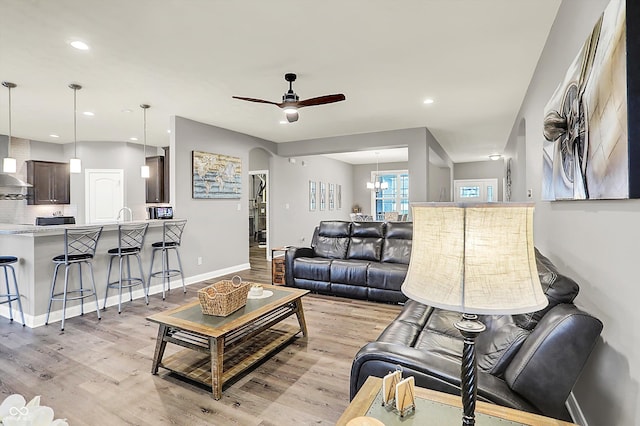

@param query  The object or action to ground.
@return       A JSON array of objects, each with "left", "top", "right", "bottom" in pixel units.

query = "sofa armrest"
[
  {"left": 285, "top": 246, "right": 314, "bottom": 286},
  {"left": 505, "top": 303, "right": 603, "bottom": 420},
  {"left": 350, "top": 342, "right": 538, "bottom": 414}
]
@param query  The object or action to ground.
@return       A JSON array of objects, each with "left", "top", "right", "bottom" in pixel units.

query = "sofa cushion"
[
  {"left": 348, "top": 237, "right": 383, "bottom": 261},
  {"left": 381, "top": 222, "right": 413, "bottom": 264},
  {"left": 331, "top": 259, "right": 369, "bottom": 285},
  {"left": 414, "top": 309, "right": 464, "bottom": 364},
  {"left": 367, "top": 262, "right": 408, "bottom": 291},
  {"left": 377, "top": 301, "right": 434, "bottom": 345},
  {"left": 477, "top": 315, "right": 530, "bottom": 377},
  {"left": 293, "top": 257, "right": 332, "bottom": 282},
  {"left": 351, "top": 221, "right": 384, "bottom": 237},
  {"left": 513, "top": 249, "right": 580, "bottom": 330},
  {"left": 314, "top": 221, "right": 351, "bottom": 259}
]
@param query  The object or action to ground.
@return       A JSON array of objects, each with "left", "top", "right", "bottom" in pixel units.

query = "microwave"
[{"left": 148, "top": 206, "right": 173, "bottom": 219}]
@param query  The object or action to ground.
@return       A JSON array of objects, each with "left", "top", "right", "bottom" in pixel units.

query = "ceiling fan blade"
[
  {"left": 297, "top": 94, "right": 346, "bottom": 108},
  {"left": 286, "top": 111, "right": 299, "bottom": 123},
  {"left": 232, "top": 96, "right": 282, "bottom": 106}
]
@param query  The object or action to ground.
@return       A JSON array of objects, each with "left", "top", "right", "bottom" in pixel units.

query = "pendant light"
[
  {"left": 366, "top": 152, "right": 389, "bottom": 191},
  {"left": 140, "top": 104, "right": 150, "bottom": 179},
  {"left": 69, "top": 83, "right": 82, "bottom": 173},
  {"left": 2, "top": 81, "right": 17, "bottom": 173}
]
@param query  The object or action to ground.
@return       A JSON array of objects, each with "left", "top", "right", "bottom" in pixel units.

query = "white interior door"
[
  {"left": 454, "top": 179, "right": 499, "bottom": 202},
  {"left": 85, "top": 169, "right": 124, "bottom": 223}
]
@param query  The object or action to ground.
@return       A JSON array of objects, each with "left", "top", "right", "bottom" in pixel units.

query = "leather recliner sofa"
[
  {"left": 285, "top": 220, "right": 412, "bottom": 303},
  {"left": 350, "top": 249, "right": 603, "bottom": 421}
]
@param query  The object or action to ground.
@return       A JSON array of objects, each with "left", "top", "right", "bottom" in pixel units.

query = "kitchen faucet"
[{"left": 116, "top": 207, "right": 133, "bottom": 222}]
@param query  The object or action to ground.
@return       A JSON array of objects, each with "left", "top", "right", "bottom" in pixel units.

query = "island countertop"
[
  {"left": 0, "top": 218, "right": 186, "bottom": 327},
  {"left": 0, "top": 219, "right": 178, "bottom": 236}
]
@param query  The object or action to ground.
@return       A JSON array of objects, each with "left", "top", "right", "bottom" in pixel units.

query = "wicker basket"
[{"left": 198, "top": 276, "right": 250, "bottom": 316}]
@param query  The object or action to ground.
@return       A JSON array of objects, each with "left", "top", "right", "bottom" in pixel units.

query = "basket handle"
[{"left": 231, "top": 275, "right": 242, "bottom": 287}]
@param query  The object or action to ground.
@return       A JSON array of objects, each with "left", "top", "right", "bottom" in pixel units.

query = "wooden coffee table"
[{"left": 147, "top": 284, "right": 308, "bottom": 399}]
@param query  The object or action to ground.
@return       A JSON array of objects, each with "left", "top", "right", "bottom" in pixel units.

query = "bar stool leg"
[
  {"left": 135, "top": 253, "right": 148, "bottom": 304},
  {"left": 162, "top": 249, "right": 170, "bottom": 292},
  {"left": 103, "top": 255, "right": 115, "bottom": 310},
  {"left": 149, "top": 248, "right": 166, "bottom": 300},
  {"left": 126, "top": 256, "right": 133, "bottom": 302},
  {"left": 61, "top": 265, "right": 70, "bottom": 331},
  {"left": 46, "top": 263, "right": 62, "bottom": 325},
  {"left": 87, "top": 262, "right": 101, "bottom": 321},
  {"left": 174, "top": 248, "right": 186, "bottom": 293},
  {"left": 78, "top": 263, "right": 84, "bottom": 316},
  {"left": 8, "top": 265, "right": 25, "bottom": 326},
  {"left": 118, "top": 256, "right": 124, "bottom": 314},
  {"left": 3, "top": 266, "right": 13, "bottom": 322}
]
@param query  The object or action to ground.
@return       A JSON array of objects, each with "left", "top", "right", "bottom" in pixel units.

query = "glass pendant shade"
[
  {"left": 2, "top": 81, "right": 17, "bottom": 173},
  {"left": 3, "top": 157, "right": 16, "bottom": 173},
  {"left": 69, "top": 158, "right": 82, "bottom": 173},
  {"left": 69, "top": 83, "right": 82, "bottom": 174},
  {"left": 140, "top": 104, "right": 150, "bottom": 179}
]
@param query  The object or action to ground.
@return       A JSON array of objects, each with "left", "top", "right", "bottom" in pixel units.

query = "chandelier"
[{"left": 366, "top": 152, "right": 388, "bottom": 191}]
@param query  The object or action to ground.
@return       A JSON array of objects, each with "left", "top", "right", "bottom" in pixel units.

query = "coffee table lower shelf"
[{"left": 158, "top": 324, "right": 300, "bottom": 390}]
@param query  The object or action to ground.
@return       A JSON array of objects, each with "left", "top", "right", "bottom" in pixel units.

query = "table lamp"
[{"left": 401, "top": 202, "right": 548, "bottom": 426}]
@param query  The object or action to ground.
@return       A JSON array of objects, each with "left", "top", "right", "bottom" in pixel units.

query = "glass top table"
[{"left": 147, "top": 283, "right": 309, "bottom": 399}]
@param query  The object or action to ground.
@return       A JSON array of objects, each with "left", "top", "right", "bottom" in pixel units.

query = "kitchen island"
[{"left": 0, "top": 220, "right": 180, "bottom": 328}]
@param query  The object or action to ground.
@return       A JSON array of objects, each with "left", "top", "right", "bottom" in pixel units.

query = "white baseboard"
[
  {"left": 566, "top": 391, "right": 587, "bottom": 426},
  {"left": 1, "top": 262, "right": 252, "bottom": 329}
]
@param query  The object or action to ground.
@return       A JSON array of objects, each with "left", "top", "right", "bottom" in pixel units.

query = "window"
[{"left": 371, "top": 171, "right": 409, "bottom": 221}]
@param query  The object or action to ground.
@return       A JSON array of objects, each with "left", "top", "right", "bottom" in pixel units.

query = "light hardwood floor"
[{"left": 0, "top": 244, "right": 402, "bottom": 425}]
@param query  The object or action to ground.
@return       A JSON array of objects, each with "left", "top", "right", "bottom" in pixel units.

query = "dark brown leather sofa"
[
  {"left": 350, "top": 249, "right": 603, "bottom": 421},
  {"left": 285, "top": 220, "right": 412, "bottom": 303}
]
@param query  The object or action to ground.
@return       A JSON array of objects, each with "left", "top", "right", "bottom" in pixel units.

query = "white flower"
[{"left": 0, "top": 395, "right": 68, "bottom": 426}]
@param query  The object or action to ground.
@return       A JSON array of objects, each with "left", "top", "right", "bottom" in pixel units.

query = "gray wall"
[
  {"left": 270, "top": 154, "right": 352, "bottom": 248},
  {"left": 170, "top": 116, "right": 276, "bottom": 276},
  {"left": 505, "top": 0, "right": 638, "bottom": 424},
  {"left": 454, "top": 159, "right": 505, "bottom": 201},
  {"left": 428, "top": 165, "right": 451, "bottom": 202}
]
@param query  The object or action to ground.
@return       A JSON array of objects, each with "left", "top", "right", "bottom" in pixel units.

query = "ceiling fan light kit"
[{"left": 233, "top": 73, "right": 345, "bottom": 123}]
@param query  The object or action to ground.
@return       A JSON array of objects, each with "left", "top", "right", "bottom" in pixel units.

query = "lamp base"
[{"left": 455, "top": 314, "right": 486, "bottom": 426}]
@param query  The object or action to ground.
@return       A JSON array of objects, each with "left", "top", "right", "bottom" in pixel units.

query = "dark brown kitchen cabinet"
[
  {"left": 26, "top": 160, "right": 71, "bottom": 205},
  {"left": 145, "top": 156, "right": 166, "bottom": 203}
]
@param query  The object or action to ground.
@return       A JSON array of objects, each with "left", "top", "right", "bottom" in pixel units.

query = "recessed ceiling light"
[
  {"left": 489, "top": 154, "right": 502, "bottom": 161},
  {"left": 423, "top": 98, "right": 435, "bottom": 105},
  {"left": 70, "top": 40, "right": 89, "bottom": 50},
  {"left": 130, "top": 137, "right": 138, "bottom": 141},
  {"left": 83, "top": 111, "right": 94, "bottom": 116},
  {"left": 167, "top": 129, "right": 171, "bottom": 134},
  {"left": 122, "top": 109, "right": 132, "bottom": 113},
  {"left": 49, "top": 134, "right": 59, "bottom": 138}
]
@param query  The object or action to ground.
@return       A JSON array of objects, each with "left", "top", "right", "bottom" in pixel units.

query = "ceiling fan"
[{"left": 232, "top": 73, "right": 345, "bottom": 123}]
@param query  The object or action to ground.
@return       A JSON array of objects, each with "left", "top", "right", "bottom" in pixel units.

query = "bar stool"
[
  {"left": 148, "top": 219, "right": 187, "bottom": 300},
  {"left": 103, "top": 222, "right": 149, "bottom": 313},
  {"left": 45, "top": 226, "right": 103, "bottom": 331},
  {"left": 0, "top": 256, "right": 25, "bottom": 326}
]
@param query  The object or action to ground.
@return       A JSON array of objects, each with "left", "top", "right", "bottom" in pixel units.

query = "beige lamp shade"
[{"left": 401, "top": 202, "right": 548, "bottom": 315}]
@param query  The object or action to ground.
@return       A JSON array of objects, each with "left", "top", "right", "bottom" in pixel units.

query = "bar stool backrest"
[
  {"left": 64, "top": 226, "right": 103, "bottom": 261},
  {"left": 162, "top": 220, "right": 187, "bottom": 247},
  {"left": 117, "top": 223, "right": 149, "bottom": 252}
]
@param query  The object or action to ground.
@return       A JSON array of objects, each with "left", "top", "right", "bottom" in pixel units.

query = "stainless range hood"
[
  {"left": 0, "top": 173, "right": 31, "bottom": 188},
  {"left": 0, "top": 173, "right": 31, "bottom": 200}
]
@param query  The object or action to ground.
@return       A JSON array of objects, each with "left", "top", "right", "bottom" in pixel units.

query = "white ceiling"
[{"left": 0, "top": 0, "right": 561, "bottom": 163}]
